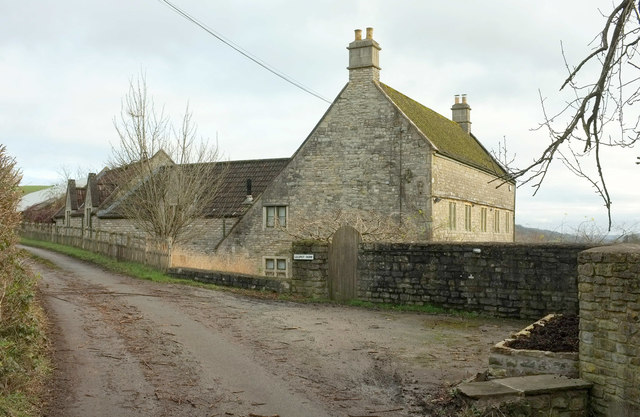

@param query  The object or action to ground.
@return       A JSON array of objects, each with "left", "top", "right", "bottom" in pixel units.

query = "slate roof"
[
  {"left": 206, "top": 158, "right": 290, "bottom": 217},
  {"left": 97, "top": 158, "right": 290, "bottom": 219},
  {"left": 379, "top": 83, "right": 508, "bottom": 177},
  {"left": 53, "top": 182, "right": 86, "bottom": 219}
]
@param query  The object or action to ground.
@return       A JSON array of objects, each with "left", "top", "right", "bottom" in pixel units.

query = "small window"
[
  {"left": 505, "top": 212, "right": 510, "bottom": 233},
  {"left": 448, "top": 202, "right": 456, "bottom": 230},
  {"left": 494, "top": 210, "right": 500, "bottom": 233},
  {"left": 464, "top": 205, "right": 472, "bottom": 231},
  {"left": 265, "top": 206, "right": 287, "bottom": 228},
  {"left": 264, "top": 257, "right": 288, "bottom": 278},
  {"left": 480, "top": 208, "right": 487, "bottom": 232}
]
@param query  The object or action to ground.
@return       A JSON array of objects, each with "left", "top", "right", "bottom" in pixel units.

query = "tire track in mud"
[{"left": 27, "top": 245, "right": 528, "bottom": 417}]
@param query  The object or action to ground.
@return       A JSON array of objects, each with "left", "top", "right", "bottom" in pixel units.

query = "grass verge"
[{"left": 20, "top": 238, "right": 304, "bottom": 301}]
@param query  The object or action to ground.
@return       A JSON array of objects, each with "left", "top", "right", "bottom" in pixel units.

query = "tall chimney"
[
  {"left": 347, "top": 27, "right": 381, "bottom": 82},
  {"left": 451, "top": 94, "right": 471, "bottom": 134}
]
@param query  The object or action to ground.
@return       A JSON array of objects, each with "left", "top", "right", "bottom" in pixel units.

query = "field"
[{"left": 20, "top": 185, "right": 52, "bottom": 195}]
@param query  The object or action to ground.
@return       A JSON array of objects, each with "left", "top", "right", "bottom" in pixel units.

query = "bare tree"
[
  {"left": 511, "top": 0, "right": 640, "bottom": 230},
  {"left": 111, "top": 74, "right": 226, "bottom": 246}
]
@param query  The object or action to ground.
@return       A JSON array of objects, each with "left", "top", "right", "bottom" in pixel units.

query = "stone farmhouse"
[{"left": 53, "top": 28, "right": 515, "bottom": 277}]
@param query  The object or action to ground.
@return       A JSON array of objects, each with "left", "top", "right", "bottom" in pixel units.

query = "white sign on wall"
[{"left": 293, "top": 254, "right": 314, "bottom": 261}]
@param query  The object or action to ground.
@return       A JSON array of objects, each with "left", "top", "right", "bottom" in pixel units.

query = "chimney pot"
[
  {"left": 462, "top": 94, "right": 467, "bottom": 104},
  {"left": 354, "top": 29, "right": 362, "bottom": 40},
  {"left": 454, "top": 94, "right": 460, "bottom": 104},
  {"left": 366, "top": 27, "right": 374, "bottom": 39}
]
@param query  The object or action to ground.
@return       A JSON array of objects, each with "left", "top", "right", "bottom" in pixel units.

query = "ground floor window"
[
  {"left": 494, "top": 210, "right": 500, "bottom": 233},
  {"left": 464, "top": 204, "right": 472, "bottom": 231},
  {"left": 505, "top": 212, "right": 511, "bottom": 233},
  {"left": 448, "top": 202, "right": 456, "bottom": 230},
  {"left": 264, "top": 257, "right": 288, "bottom": 278}
]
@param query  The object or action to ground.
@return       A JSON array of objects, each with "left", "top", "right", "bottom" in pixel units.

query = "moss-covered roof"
[{"left": 379, "top": 83, "right": 506, "bottom": 176}]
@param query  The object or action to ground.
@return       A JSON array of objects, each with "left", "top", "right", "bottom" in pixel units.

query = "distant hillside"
[
  {"left": 515, "top": 224, "right": 640, "bottom": 244},
  {"left": 515, "top": 224, "right": 578, "bottom": 243},
  {"left": 20, "top": 185, "right": 52, "bottom": 195}
]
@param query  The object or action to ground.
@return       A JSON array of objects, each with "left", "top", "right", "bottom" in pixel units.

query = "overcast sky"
[{"left": 2, "top": 0, "right": 638, "bottom": 233}]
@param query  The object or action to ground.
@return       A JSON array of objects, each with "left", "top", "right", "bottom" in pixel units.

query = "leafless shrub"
[{"left": 284, "top": 209, "right": 419, "bottom": 243}]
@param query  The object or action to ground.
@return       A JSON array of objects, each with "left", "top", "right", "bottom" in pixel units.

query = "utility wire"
[{"left": 157, "top": 0, "right": 332, "bottom": 104}]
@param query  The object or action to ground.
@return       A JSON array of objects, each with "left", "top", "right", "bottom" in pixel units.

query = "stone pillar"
[
  {"left": 291, "top": 241, "right": 329, "bottom": 298},
  {"left": 578, "top": 244, "right": 640, "bottom": 417}
]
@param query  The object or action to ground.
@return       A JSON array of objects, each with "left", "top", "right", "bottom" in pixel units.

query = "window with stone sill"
[
  {"left": 505, "top": 212, "right": 511, "bottom": 234},
  {"left": 264, "top": 257, "right": 287, "bottom": 278},
  {"left": 464, "top": 204, "right": 472, "bottom": 231},
  {"left": 448, "top": 202, "right": 456, "bottom": 230},
  {"left": 264, "top": 206, "right": 287, "bottom": 228},
  {"left": 494, "top": 210, "right": 500, "bottom": 233},
  {"left": 480, "top": 208, "right": 488, "bottom": 232}
]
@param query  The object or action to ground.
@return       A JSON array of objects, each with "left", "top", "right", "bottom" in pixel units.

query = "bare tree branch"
[{"left": 510, "top": 0, "right": 640, "bottom": 230}]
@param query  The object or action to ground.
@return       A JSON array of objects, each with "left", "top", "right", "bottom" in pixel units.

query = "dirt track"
[{"left": 26, "top": 246, "right": 527, "bottom": 417}]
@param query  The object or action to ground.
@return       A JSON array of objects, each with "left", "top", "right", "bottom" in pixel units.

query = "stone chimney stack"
[
  {"left": 451, "top": 94, "right": 471, "bottom": 134},
  {"left": 347, "top": 27, "right": 381, "bottom": 82}
]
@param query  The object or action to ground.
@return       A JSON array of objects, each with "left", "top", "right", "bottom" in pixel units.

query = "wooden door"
[{"left": 328, "top": 225, "right": 361, "bottom": 301}]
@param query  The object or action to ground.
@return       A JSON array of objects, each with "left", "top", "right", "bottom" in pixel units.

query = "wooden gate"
[{"left": 328, "top": 225, "right": 361, "bottom": 301}]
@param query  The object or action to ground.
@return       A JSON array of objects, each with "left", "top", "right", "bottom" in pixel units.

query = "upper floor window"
[{"left": 265, "top": 206, "right": 287, "bottom": 228}]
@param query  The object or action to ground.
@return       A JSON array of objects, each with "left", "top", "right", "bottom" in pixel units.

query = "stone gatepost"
[{"left": 578, "top": 244, "right": 640, "bottom": 417}]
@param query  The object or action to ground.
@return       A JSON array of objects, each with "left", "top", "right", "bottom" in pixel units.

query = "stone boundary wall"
[
  {"left": 577, "top": 244, "right": 640, "bottom": 417},
  {"left": 291, "top": 241, "right": 592, "bottom": 319},
  {"left": 358, "top": 243, "right": 591, "bottom": 319},
  {"left": 169, "top": 267, "right": 290, "bottom": 293}
]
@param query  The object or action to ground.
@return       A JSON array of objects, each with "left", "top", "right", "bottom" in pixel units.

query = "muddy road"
[{"left": 26, "top": 246, "right": 526, "bottom": 417}]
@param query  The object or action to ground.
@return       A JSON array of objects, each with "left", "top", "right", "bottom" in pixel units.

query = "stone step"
[
  {"left": 458, "top": 375, "right": 592, "bottom": 417},
  {"left": 459, "top": 374, "right": 592, "bottom": 399}
]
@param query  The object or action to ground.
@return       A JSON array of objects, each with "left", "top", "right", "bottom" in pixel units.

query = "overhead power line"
[{"left": 157, "top": 0, "right": 332, "bottom": 104}]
